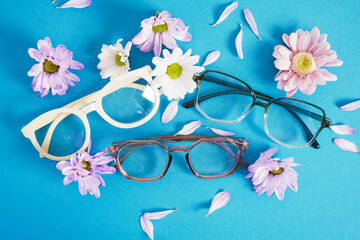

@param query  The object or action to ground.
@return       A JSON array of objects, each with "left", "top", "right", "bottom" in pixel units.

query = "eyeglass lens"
[{"left": 196, "top": 71, "right": 254, "bottom": 123}]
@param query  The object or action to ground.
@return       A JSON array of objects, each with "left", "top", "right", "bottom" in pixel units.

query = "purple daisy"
[
  {"left": 245, "top": 148, "right": 303, "bottom": 201},
  {"left": 56, "top": 143, "right": 116, "bottom": 198},
  {"left": 131, "top": 11, "right": 192, "bottom": 56},
  {"left": 27, "top": 37, "right": 84, "bottom": 97}
]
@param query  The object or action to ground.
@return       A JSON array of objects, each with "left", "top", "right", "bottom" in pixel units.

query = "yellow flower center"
[
  {"left": 269, "top": 167, "right": 284, "bottom": 175},
  {"left": 166, "top": 63, "right": 182, "bottom": 79},
  {"left": 81, "top": 161, "right": 91, "bottom": 171},
  {"left": 115, "top": 55, "right": 126, "bottom": 66},
  {"left": 152, "top": 24, "right": 168, "bottom": 33},
  {"left": 43, "top": 60, "right": 59, "bottom": 74},
  {"left": 291, "top": 52, "right": 316, "bottom": 76}
]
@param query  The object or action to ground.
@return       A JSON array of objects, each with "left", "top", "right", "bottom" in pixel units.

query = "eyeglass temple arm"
[{"left": 183, "top": 78, "right": 321, "bottom": 148}]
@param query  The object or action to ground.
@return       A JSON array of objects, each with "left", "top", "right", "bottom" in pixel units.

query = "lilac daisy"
[
  {"left": 246, "top": 148, "right": 303, "bottom": 200},
  {"left": 27, "top": 37, "right": 84, "bottom": 97},
  {"left": 131, "top": 11, "right": 192, "bottom": 57},
  {"left": 56, "top": 143, "right": 116, "bottom": 198}
]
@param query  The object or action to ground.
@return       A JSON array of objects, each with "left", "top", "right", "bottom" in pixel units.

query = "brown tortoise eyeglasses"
[{"left": 108, "top": 135, "right": 249, "bottom": 181}]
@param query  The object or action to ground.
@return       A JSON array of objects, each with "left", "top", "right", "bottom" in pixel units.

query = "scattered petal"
[
  {"left": 143, "top": 209, "right": 178, "bottom": 220},
  {"left": 340, "top": 100, "right": 360, "bottom": 111},
  {"left": 205, "top": 191, "right": 231, "bottom": 217},
  {"left": 162, "top": 100, "right": 179, "bottom": 123},
  {"left": 212, "top": 1, "right": 238, "bottom": 26},
  {"left": 333, "top": 138, "right": 360, "bottom": 153},
  {"left": 330, "top": 125, "right": 356, "bottom": 135},
  {"left": 235, "top": 24, "right": 244, "bottom": 59},
  {"left": 202, "top": 51, "right": 221, "bottom": 67},
  {"left": 206, "top": 127, "right": 234, "bottom": 136},
  {"left": 140, "top": 209, "right": 178, "bottom": 240},
  {"left": 56, "top": 0, "right": 92, "bottom": 8},
  {"left": 140, "top": 216, "right": 154, "bottom": 240},
  {"left": 175, "top": 120, "right": 202, "bottom": 136},
  {"left": 243, "top": 8, "right": 261, "bottom": 40}
]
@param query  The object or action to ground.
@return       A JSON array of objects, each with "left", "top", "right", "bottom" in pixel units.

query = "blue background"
[{"left": 1, "top": 0, "right": 359, "bottom": 239}]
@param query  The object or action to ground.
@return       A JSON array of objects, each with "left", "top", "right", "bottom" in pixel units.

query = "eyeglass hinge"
[{"left": 193, "top": 73, "right": 202, "bottom": 82}]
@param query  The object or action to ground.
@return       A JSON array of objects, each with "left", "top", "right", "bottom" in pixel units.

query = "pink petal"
[
  {"left": 235, "top": 24, "right": 243, "bottom": 59},
  {"left": 206, "top": 127, "right": 234, "bottom": 136},
  {"left": 243, "top": 8, "right": 261, "bottom": 40},
  {"left": 162, "top": 100, "right": 179, "bottom": 123},
  {"left": 286, "top": 87, "right": 299, "bottom": 97},
  {"left": 333, "top": 138, "right": 360, "bottom": 153},
  {"left": 340, "top": 100, "right": 360, "bottom": 111},
  {"left": 297, "top": 32, "right": 310, "bottom": 52},
  {"left": 212, "top": 1, "right": 238, "bottom": 26},
  {"left": 205, "top": 191, "right": 231, "bottom": 217},
  {"left": 175, "top": 120, "right": 202, "bottom": 136},
  {"left": 274, "top": 59, "right": 291, "bottom": 70},
  {"left": 56, "top": 0, "right": 91, "bottom": 8},
  {"left": 140, "top": 216, "right": 154, "bottom": 240},
  {"left": 202, "top": 50, "right": 221, "bottom": 66},
  {"left": 330, "top": 125, "right": 356, "bottom": 135},
  {"left": 310, "top": 27, "right": 320, "bottom": 46},
  {"left": 323, "top": 58, "right": 343, "bottom": 67},
  {"left": 143, "top": 209, "right": 178, "bottom": 220},
  {"left": 289, "top": 32, "right": 298, "bottom": 52},
  {"left": 319, "top": 69, "right": 337, "bottom": 81},
  {"left": 273, "top": 45, "right": 292, "bottom": 59}
]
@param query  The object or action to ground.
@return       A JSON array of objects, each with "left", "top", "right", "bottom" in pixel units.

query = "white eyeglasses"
[{"left": 21, "top": 66, "right": 160, "bottom": 161}]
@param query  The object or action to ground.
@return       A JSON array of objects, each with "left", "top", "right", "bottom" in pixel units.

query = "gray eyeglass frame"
[{"left": 182, "top": 70, "right": 332, "bottom": 149}]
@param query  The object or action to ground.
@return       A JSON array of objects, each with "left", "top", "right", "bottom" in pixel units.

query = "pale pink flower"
[
  {"left": 131, "top": 11, "right": 191, "bottom": 57},
  {"left": 273, "top": 27, "right": 343, "bottom": 96}
]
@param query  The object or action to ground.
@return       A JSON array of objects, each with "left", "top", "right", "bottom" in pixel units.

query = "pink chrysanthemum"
[
  {"left": 56, "top": 143, "right": 116, "bottom": 198},
  {"left": 273, "top": 27, "right": 343, "bottom": 96},
  {"left": 131, "top": 11, "right": 192, "bottom": 57},
  {"left": 246, "top": 148, "right": 303, "bottom": 201},
  {"left": 27, "top": 37, "right": 84, "bottom": 97}
]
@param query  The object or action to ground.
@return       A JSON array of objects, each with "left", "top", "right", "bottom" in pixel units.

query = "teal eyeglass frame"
[{"left": 182, "top": 70, "right": 332, "bottom": 149}]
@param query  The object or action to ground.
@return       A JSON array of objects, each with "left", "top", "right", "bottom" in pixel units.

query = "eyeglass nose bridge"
[
  {"left": 254, "top": 99, "right": 268, "bottom": 108},
  {"left": 169, "top": 145, "right": 189, "bottom": 153}
]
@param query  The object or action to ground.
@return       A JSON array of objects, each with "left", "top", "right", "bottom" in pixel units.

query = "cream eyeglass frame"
[{"left": 21, "top": 65, "right": 160, "bottom": 161}]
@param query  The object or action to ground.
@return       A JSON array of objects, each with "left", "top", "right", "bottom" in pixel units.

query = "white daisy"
[
  {"left": 152, "top": 47, "right": 204, "bottom": 100},
  {"left": 97, "top": 39, "right": 132, "bottom": 81}
]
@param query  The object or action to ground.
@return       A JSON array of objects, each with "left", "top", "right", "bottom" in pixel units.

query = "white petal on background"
[
  {"left": 56, "top": 0, "right": 92, "bottom": 9},
  {"left": 202, "top": 51, "right": 221, "bottom": 67},
  {"left": 206, "top": 127, "right": 234, "bottom": 136},
  {"left": 212, "top": 1, "right": 238, "bottom": 26},
  {"left": 243, "top": 8, "right": 261, "bottom": 40},
  {"left": 140, "top": 216, "right": 154, "bottom": 240},
  {"left": 162, "top": 100, "right": 179, "bottom": 123},
  {"left": 144, "top": 209, "right": 178, "bottom": 220},
  {"left": 175, "top": 121, "right": 202, "bottom": 136},
  {"left": 330, "top": 125, "right": 356, "bottom": 135},
  {"left": 235, "top": 24, "right": 244, "bottom": 59},
  {"left": 333, "top": 138, "right": 360, "bottom": 153},
  {"left": 140, "top": 210, "right": 177, "bottom": 240},
  {"left": 205, "top": 191, "right": 231, "bottom": 217},
  {"left": 340, "top": 100, "right": 360, "bottom": 111}
]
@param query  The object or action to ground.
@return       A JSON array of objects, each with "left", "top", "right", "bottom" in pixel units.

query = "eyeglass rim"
[
  {"left": 21, "top": 65, "right": 160, "bottom": 161},
  {"left": 264, "top": 97, "right": 327, "bottom": 148},
  {"left": 108, "top": 135, "right": 249, "bottom": 181}
]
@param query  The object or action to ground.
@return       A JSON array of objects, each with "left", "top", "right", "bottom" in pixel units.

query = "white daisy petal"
[{"left": 97, "top": 39, "right": 131, "bottom": 80}]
